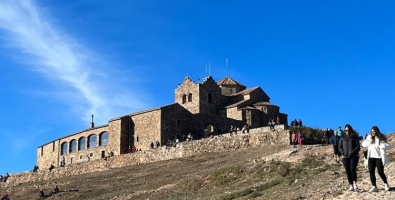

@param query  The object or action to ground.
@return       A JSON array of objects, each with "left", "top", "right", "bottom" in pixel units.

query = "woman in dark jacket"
[{"left": 338, "top": 124, "right": 361, "bottom": 191}]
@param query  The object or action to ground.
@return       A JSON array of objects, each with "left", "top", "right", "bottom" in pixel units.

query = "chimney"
[{"left": 90, "top": 114, "right": 94, "bottom": 128}]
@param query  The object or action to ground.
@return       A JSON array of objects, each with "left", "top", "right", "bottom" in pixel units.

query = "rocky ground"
[{"left": 2, "top": 134, "right": 395, "bottom": 200}]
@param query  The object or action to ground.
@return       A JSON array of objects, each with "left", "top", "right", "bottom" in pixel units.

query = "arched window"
[
  {"left": 69, "top": 140, "right": 77, "bottom": 153},
  {"left": 88, "top": 134, "right": 97, "bottom": 148},
  {"left": 208, "top": 93, "right": 212, "bottom": 103},
  {"left": 188, "top": 93, "right": 192, "bottom": 102},
  {"left": 99, "top": 132, "right": 109, "bottom": 146},
  {"left": 182, "top": 94, "right": 186, "bottom": 104},
  {"left": 78, "top": 137, "right": 86, "bottom": 150},
  {"left": 61, "top": 142, "right": 68, "bottom": 155}
]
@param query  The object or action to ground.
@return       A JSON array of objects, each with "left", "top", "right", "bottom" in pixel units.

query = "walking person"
[
  {"left": 297, "top": 132, "right": 303, "bottom": 148},
  {"left": 362, "top": 126, "right": 391, "bottom": 192},
  {"left": 330, "top": 131, "right": 341, "bottom": 162},
  {"left": 291, "top": 131, "right": 297, "bottom": 148},
  {"left": 338, "top": 124, "right": 361, "bottom": 191}
]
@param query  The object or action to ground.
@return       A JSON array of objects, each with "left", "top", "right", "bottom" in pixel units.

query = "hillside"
[{"left": 2, "top": 132, "right": 395, "bottom": 200}]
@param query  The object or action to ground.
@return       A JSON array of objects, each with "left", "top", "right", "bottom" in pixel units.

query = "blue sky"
[{"left": 1, "top": 0, "right": 395, "bottom": 174}]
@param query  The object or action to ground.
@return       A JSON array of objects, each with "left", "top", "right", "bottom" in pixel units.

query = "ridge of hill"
[{"left": 1, "top": 130, "right": 395, "bottom": 199}]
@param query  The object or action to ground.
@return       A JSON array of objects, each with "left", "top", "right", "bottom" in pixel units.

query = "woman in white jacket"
[{"left": 362, "top": 126, "right": 391, "bottom": 192}]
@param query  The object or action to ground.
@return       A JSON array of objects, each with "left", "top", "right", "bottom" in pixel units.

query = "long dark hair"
[
  {"left": 371, "top": 126, "right": 387, "bottom": 144},
  {"left": 344, "top": 124, "right": 357, "bottom": 137}
]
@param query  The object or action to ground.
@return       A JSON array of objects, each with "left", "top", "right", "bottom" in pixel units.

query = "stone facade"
[
  {"left": 10, "top": 126, "right": 289, "bottom": 187},
  {"left": 37, "top": 125, "right": 111, "bottom": 169},
  {"left": 37, "top": 75, "right": 288, "bottom": 170}
]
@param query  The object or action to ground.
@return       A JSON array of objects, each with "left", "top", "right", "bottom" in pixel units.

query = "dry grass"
[{"left": 2, "top": 145, "right": 343, "bottom": 200}]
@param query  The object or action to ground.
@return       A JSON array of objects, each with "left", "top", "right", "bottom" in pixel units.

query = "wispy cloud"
[{"left": 0, "top": 0, "right": 148, "bottom": 124}]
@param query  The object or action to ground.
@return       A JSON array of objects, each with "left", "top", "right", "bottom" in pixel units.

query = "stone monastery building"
[{"left": 37, "top": 76, "right": 288, "bottom": 169}]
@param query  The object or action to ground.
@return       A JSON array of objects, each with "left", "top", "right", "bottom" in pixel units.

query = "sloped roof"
[
  {"left": 230, "top": 86, "right": 259, "bottom": 96},
  {"left": 224, "top": 99, "right": 250, "bottom": 109},
  {"left": 253, "top": 101, "right": 278, "bottom": 107},
  {"left": 239, "top": 106, "right": 257, "bottom": 110},
  {"left": 217, "top": 76, "right": 245, "bottom": 87}
]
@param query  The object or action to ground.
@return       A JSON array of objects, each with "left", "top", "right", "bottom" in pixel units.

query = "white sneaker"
[
  {"left": 369, "top": 186, "right": 378, "bottom": 192},
  {"left": 348, "top": 186, "right": 354, "bottom": 191},
  {"left": 353, "top": 184, "right": 358, "bottom": 190},
  {"left": 385, "top": 183, "right": 390, "bottom": 191}
]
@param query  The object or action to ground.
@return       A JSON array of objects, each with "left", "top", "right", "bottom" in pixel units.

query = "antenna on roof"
[
  {"left": 209, "top": 63, "right": 211, "bottom": 76},
  {"left": 226, "top": 58, "right": 228, "bottom": 77}
]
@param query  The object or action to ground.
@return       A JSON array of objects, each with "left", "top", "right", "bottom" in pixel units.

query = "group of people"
[
  {"left": 150, "top": 141, "right": 161, "bottom": 149},
  {"left": 38, "top": 186, "right": 78, "bottom": 198},
  {"left": 32, "top": 165, "right": 39, "bottom": 172},
  {"left": 1, "top": 194, "right": 9, "bottom": 200},
  {"left": 0, "top": 173, "right": 9, "bottom": 183},
  {"left": 268, "top": 117, "right": 281, "bottom": 130},
  {"left": 290, "top": 119, "right": 303, "bottom": 127},
  {"left": 104, "top": 151, "right": 114, "bottom": 161},
  {"left": 290, "top": 131, "right": 304, "bottom": 147},
  {"left": 230, "top": 123, "right": 251, "bottom": 135},
  {"left": 332, "top": 124, "right": 391, "bottom": 192}
]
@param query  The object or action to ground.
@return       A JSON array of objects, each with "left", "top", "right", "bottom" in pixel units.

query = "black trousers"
[
  {"left": 342, "top": 155, "right": 359, "bottom": 184},
  {"left": 333, "top": 145, "right": 341, "bottom": 156},
  {"left": 368, "top": 158, "right": 388, "bottom": 187}
]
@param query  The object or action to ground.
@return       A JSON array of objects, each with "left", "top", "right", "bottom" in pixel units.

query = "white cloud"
[{"left": 0, "top": 0, "right": 148, "bottom": 125}]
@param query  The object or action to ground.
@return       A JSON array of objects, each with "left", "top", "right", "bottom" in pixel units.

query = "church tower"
[
  {"left": 175, "top": 76, "right": 221, "bottom": 115},
  {"left": 217, "top": 76, "right": 246, "bottom": 96}
]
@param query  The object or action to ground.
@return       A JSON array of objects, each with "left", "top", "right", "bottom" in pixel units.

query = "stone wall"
[
  {"left": 107, "top": 119, "right": 122, "bottom": 156},
  {"left": 3, "top": 125, "right": 289, "bottom": 187},
  {"left": 227, "top": 107, "right": 243, "bottom": 121},
  {"left": 131, "top": 109, "right": 162, "bottom": 151},
  {"left": 161, "top": 104, "right": 193, "bottom": 143},
  {"left": 37, "top": 125, "right": 110, "bottom": 170}
]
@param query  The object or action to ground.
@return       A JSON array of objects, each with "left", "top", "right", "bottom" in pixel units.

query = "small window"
[
  {"left": 70, "top": 157, "right": 73, "bottom": 164},
  {"left": 182, "top": 94, "right": 187, "bottom": 104},
  {"left": 41, "top": 147, "right": 43, "bottom": 156},
  {"left": 61, "top": 142, "right": 68, "bottom": 155},
  {"left": 52, "top": 142, "right": 55, "bottom": 152},
  {"left": 208, "top": 93, "right": 212, "bottom": 103},
  {"left": 136, "top": 136, "right": 139, "bottom": 142},
  {"left": 177, "top": 120, "right": 181, "bottom": 126},
  {"left": 80, "top": 155, "right": 83, "bottom": 159},
  {"left": 188, "top": 93, "right": 192, "bottom": 102},
  {"left": 89, "top": 153, "right": 93, "bottom": 157}
]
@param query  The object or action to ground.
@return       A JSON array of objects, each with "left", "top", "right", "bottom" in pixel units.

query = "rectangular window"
[
  {"left": 80, "top": 155, "right": 83, "bottom": 159},
  {"left": 41, "top": 147, "right": 43, "bottom": 156},
  {"left": 89, "top": 153, "right": 93, "bottom": 157},
  {"left": 177, "top": 120, "right": 181, "bottom": 126},
  {"left": 52, "top": 142, "right": 55, "bottom": 152}
]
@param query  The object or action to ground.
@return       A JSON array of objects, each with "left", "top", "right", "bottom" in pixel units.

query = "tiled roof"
[
  {"left": 253, "top": 101, "right": 277, "bottom": 107},
  {"left": 240, "top": 106, "right": 257, "bottom": 110},
  {"left": 217, "top": 76, "right": 245, "bottom": 87},
  {"left": 230, "top": 86, "right": 259, "bottom": 96},
  {"left": 225, "top": 99, "right": 250, "bottom": 108}
]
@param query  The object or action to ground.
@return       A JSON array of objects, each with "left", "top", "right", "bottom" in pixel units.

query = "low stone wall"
[{"left": 2, "top": 125, "right": 289, "bottom": 187}]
